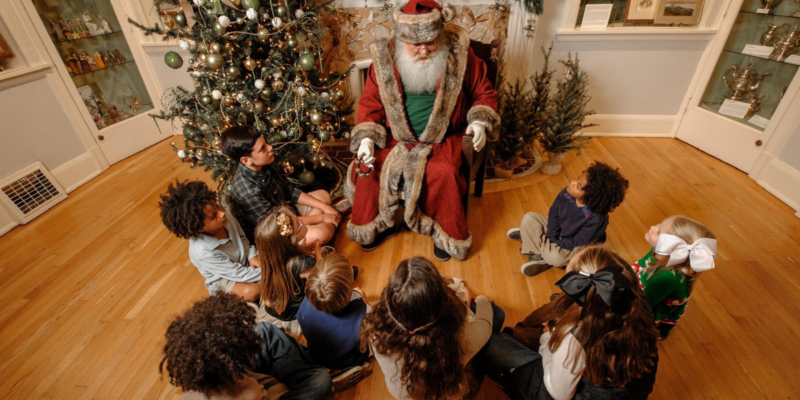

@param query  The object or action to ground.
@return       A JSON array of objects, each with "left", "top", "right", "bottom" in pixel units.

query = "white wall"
[{"left": 777, "top": 121, "right": 800, "bottom": 171}]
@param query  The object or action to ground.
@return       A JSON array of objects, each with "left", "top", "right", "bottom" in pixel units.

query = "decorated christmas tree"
[
  {"left": 131, "top": 0, "right": 352, "bottom": 188},
  {"left": 540, "top": 53, "right": 594, "bottom": 175}
]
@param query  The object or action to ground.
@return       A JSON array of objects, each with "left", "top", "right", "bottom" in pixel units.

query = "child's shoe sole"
[
  {"left": 331, "top": 365, "right": 367, "bottom": 393},
  {"left": 506, "top": 228, "right": 522, "bottom": 242},
  {"left": 521, "top": 260, "right": 553, "bottom": 277}
]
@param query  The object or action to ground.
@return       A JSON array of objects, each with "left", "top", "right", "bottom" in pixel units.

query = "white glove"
[
  {"left": 466, "top": 121, "right": 487, "bottom": 152},
  {"left": 357, "top": 138, "right": 375, "bottom": 167}
]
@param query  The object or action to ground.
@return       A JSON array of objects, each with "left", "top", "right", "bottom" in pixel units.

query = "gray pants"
[{"left": 520, "top": 212, "right": 573, "bottom": 267}]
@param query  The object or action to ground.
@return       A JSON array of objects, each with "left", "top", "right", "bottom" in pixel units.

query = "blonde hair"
[
  {"left": 645, "top": 215, "right": 716, "bottom": 283},
  {"left": 255, "top": 205, "right": 306, "bottom": 314},
  {"left": 305, "top": 254, "right": 353, "bottom": 314}
]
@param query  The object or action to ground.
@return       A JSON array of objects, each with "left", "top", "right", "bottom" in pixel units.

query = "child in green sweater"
[{"left": 631, "top": 215, "right": 717, "bottom": 339}]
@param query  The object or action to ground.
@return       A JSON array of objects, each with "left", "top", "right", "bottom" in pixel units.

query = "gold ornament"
[
  {"left": 243, "top": 57, "right": 256, "bottom": 71},
  {"left": 310, "top": 138, "right": 321, "bottom": 152},
  {"left": 270, "top": 117, "right": 281, "bottom": 127},
  {"left": 282, "top": 160, "right": 295, "bottom": 173}
]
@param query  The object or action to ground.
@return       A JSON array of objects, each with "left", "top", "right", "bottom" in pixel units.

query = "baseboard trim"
[
  {"left": 756, "top": 158, "right": 800, "bottom": 217},
  {"left": 51, "top": 152, "right": 102, "bottom": 193},
  {"left": 580, "top": 114, "right": 677, "bottom": 137},
  {"left": 0, "top": 220, "right": 17, "bottom": 236}
]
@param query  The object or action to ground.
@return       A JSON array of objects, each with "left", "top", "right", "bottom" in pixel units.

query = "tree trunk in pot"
[{"left": 541, "top": 152, "right": 566, "bottom": 175}]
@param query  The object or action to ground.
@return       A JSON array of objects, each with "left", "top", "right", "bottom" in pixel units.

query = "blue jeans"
[{"left": 252, "top": 322, "right": 333, "bottom": 400}]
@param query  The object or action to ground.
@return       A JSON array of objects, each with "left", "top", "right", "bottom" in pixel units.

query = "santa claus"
[{"left": 344, "top": 0, "right": 499, "bottom": 261}]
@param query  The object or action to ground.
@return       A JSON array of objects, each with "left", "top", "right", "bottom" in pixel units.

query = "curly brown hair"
[
  {"left": 359, "top": 257, "right": 468, "bottom": 400},
  {"left": 159, "top": 293, "right": 263, "bottom": 395},
  {"left": 583, "top": 162, "right": 629, "bottom": 215},
  {"left": 158, "top": 180, "right": 217, "bottom": 239}
]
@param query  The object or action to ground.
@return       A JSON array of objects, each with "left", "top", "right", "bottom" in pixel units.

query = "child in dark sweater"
[{"left": 507, "top": 162, "right": 629, "bottom": 277}]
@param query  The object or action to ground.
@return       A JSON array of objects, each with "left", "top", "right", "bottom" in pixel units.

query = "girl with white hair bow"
[{"left": 631, "top": 215, "right": 717, "bottom": 340}]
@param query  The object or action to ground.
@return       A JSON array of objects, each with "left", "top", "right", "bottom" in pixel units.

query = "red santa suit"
[{"left": 343, "top": 0, "right": 499, "bottom": 260}]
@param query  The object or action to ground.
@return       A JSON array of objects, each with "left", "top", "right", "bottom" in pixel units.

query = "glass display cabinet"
[
  {"left": 30, "top": 0, "right": 154, "bottom": 130},
  {"left": 698, "top": 0, "right": 800, "bottom": 131}
]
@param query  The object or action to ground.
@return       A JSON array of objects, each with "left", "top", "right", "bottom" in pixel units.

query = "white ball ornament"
[
  {"left": 246, "top": 8, "right": 258, "bottom": 20},
  {"left": 320, "top": 92, "right": 330, "bottom": 100},
  {"left": 271, "top": 17, "right": 283, "bottom": 28},
  {"left": 218, "top": 15, "right": 231, "bottom": 28},
  {"left": 179, "top": 40, "right": 192, "bottom": 51},
  {"left": 190, "top": 71, "right": 202, "bottom": 78},
  {"left": 178, "top": 150, "right": 187, "bottom": 158},
  {"left": 193, "top": 0, "right": 204, "bottom": 5},
  {"left": 297, "top": 87, "right": 307, "bottom": 97},
  {"left": 273, "top": 70, "right": 283, "bottom": 79},
  {"left": 237, "top": 93, "right": 246, "bottom": 102},
  {"left": 254, "top": 79, "right": 266, "bottom": 90},
  {"left": 212, "top": 89, "right": 223, "bottom": 100},
  {"left": 295, "top": 9, "right": 305, "bottom": 18}
]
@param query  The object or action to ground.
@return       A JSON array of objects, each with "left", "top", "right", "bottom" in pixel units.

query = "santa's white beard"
[{"left": 395, "top": 42, "right": 449, "bottom": 94}]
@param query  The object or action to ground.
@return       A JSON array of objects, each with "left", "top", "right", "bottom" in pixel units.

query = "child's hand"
[
  {"left": 314, "top": 241, "right": 322, "bottom": 261},
  {"left": 321, "top": 213, "right": 340, "bottom": 226},
  {"left": 322, "top": 206, "right": 342, "bottom": 223},
  {"left": 299, "top": 239, "right": 319, "bottom": 254},
  {"left": 542, "top": 322, "right": 550, "bottom": 333},
  {"left": 249, "top": 256, "right": 262, "bottom": 269}
]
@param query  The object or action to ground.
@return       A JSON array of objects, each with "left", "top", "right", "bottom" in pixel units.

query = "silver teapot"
[
  {"left": 745, "top": 93, "right": 770, "bottom": 117},
  {"left": 723, "top": 62, "right": 771, "bottom": 101},
  {"left": 760, "top": 23, "right": 786, "bottom": 46},
  {"left": 761, "top": 0, "right": 783, "bottom": 12},
  {"left": 770, "top": 25, "right": 800, "bottom": 61}
]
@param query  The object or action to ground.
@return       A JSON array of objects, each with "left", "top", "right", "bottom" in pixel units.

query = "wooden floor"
[{"left": 1, "top": 137, "right": 799, "bottom": 399}]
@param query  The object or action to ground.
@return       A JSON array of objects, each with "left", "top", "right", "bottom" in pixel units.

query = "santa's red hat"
[{"left": 393, "top": 0, "right": 456, "bottom": 44}]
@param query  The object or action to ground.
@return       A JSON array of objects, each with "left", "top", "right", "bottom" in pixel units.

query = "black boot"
[
  {"left": 360, "top": 226, "right": 399, "bottom": 252},
  {"left": 433, "top": 245, "right": 451, "bottom": 261}
]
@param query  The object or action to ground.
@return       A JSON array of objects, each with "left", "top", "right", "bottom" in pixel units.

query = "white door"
[{"left": 676, "top": 0, "right": 800, "bottom": 173}]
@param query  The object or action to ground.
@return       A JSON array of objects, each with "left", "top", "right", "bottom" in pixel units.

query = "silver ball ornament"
[
  {"left": 179, "top": 40, "right": 192, "bottom": 51},
  {"left": 271, "top": 17, "right": 283, "bottom": 28},
  {"left": 254, "top": 79, "right": 266, "bottom": 90},
  {"left": 218, "top": 15, "right": 231, "bottom": 27},
  {"left": 212, "top": 89, "right": 223, "bottom": 100},
  {"left": 273, "top": 70, "right": 283, "bottom": 79},
  {"left": 295, "top": 9, "right": 305, "bottom": 18},
  {"left": 320, "top": 92, "right": 330, "bottom": 100},
  {"left": 246, "top": 8, "right": 258, "bottom": 20}
]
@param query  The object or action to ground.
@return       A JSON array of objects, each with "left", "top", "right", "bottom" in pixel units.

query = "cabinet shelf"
[
  {"left": 739, "top": 10, "right": 800, "bottom": 20},
  {"left": 68, "top": 60, "right": 135, "bottom": 78},
  {"left": 52, "top": 30, "right": 123, "bottom": 44},
  {"left": 722, "top": 48, "right": 800, "bottom": 66}
]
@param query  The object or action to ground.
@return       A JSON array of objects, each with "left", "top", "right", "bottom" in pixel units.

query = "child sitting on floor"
[
  {"left": 507, "top": 162, "right": 629, "bottom": 277},
  {"left": 297, "top": 254, "right": 371, "bottom": 391},
  {"left": 632, "top": 215, "right": 717, "bottom": 340},
  {"left": 158, "top": 180, "right": 261, "bottom": 301},
  {"left": 222, "top": 125, "right": 348, "bottom": 244},
  {"left": 254, "top": 205, "right": 330, "bottom": 337},
  {"left": 161, "top": 293, "right": 332, "bottom": 400}
]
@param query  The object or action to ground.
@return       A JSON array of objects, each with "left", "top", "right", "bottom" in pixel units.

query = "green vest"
[{"left": 404, "top": 87, "right": 436, "bottom": 137}]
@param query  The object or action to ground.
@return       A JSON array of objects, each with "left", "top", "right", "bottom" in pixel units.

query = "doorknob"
[
  {"left": 98, "top": 135, "right": 105, "bottom": 141},
  {"left": 755, "top": 140, "right": 762, "bottom": 146}
]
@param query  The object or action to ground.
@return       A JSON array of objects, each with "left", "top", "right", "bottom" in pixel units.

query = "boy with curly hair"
[
  {"left": 161, "top": 293, "right": 332, "bottom": 400},
  {"left": 507, "top": 162, "right": 629, "bottom": 276},
  {"left": 158, "top": 180, "right": 261, "bottom": 301}
]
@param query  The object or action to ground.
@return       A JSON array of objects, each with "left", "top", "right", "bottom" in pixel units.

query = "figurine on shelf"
[
  {"left": 97, "top": 14, "right": 113, "bottom": 34},
  {"left": 66, "top": 53, "right": 82, "bottom": 74},
  {"left": 83, "top": 10, "right": 100, "bottom": 35},
  {"left": 760, "top": 23, "right": 785, "bottom": 46},
  {"left": 94, "top": 52, "right": 105, "bottom": 68},
  {"left": 77, "top": 20, "right": 90, "bottom": 38},
  {"left": 59, "top": 21, "right": 71, "bottom": 41},
  {"left": 112, "top": 49, "right": 126, "bottom": 64},
  {"left": 67, "top": 20, "right": 81, "bottom": 40},
  {"left": 101, "top": 50, "right": 113, "bottom": 67},
  {"left": 49, "top": 21, "right": 64, "bottom": 42},
  {"left": 761, "top": 0, "right": 782, "bottom": 13},
  {"left": 129, "top": 96, "right": 144, "bottom": 114},
  {"left": 770, "top": 25, "right": 800, "bottom": 61},
  {"left": 723, "top": 62, "right": 771, "bottom": 101},
  {"left": 79, "top": 51, "right": 91, "bottom": 73},
  {"left": 794, "top": 0, "right": 800, "bottom": 17},
  {"left": 745, "top": 93, "right": 769, "bottom": 118},
  {"left": 108, "top": 105, "right": 121, "bottom": 123},
  {"left": 82, "top": 51, "right": 99, "bottom": 71}
]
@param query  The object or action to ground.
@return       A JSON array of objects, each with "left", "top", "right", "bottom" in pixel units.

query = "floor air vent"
[{"left": 0, "top": 162, "right": 67, "bottom": 224}]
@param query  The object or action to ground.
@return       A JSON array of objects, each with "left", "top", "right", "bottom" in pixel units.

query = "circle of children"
[{"left": 157, "top": 126, "right": 718, "bottom": 400}]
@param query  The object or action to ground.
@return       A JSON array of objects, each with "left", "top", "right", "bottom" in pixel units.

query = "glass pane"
[
  {"left": 576, "top": 0, "right": 630, "bottom": 28},
  {"left": 30, "top": 0, "right": 154, "bottom": 130},
  {"left": 699, "top": 5, "right": 800, "bottom": 131}
]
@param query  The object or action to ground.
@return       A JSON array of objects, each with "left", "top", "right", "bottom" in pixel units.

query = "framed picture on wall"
[
  {"left": 653, "top": 0, "right": 705, "bottom": 24},
  {"left": 624, "top": 0, "right": 656, "bottom": 23},
  {"left": 0, "top": 32, "right": 15, "bottom": 60}
]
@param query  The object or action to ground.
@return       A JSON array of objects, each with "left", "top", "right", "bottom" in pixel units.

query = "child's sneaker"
[
  {"left": 506, "top": 228, "right": 522, "bottom": 242},
  {"left": 333, "top": 198, "right": 353, "bottom": 215},
  {"left": 521, "top": 253, "right": 551, "bottom": 277},
  {"left": 330, "top": 364, "right": 369, "bottom": 393}
]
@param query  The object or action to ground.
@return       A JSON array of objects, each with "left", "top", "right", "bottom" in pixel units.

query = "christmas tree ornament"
[
  {"left": 218, "top": 15, "right": 231, "bottom": 28},
  {"left": 254, "top": 79, "right": 266, "bottom": 89},
  {"left": 206, "top": 53, "right": 224, "bottom": 70},
  {"left": 287, "top": 37, "right": 298, "bottom": 48},
  {"left": 237, "top": 93, "right": 246, "bottom": 102},
  {"left": 318, "top": 129, "right": 331, "bottom": 142},
  {"left": 270, "top": 117, "right": 281, "bottom": 127},
  {"left": 212, "top": 89, "right": 224, "bottom": 99},
  {"left": 280, "top": 130, "right": 288, "bottom": 138},
  {"left": 275, "top": 5, "right": 288, "bottom": 17},
  {"left": 198, "top": 52, "right": 209, "bottom": 63},
  {"left": 310, "top": 110, "right": 323, "bottom": 124},
  {"left": 212, "top": 136, "right": 222, "bottom": 147},
  {"left": 178, "top": 150, "right": 188, "bottom": 158},
  {"left": 213, "top": 21, "right": 226, "bottom": 34},
  {"left": 231, "top": 0, "right": 241, "bottom": 6},
  {"left": 288, "top": 124, "right": 301, "bottom": 137},
  {"left": 209, "top": 42, "right": 222, "bottom": 53},
  {"left": 241, "top": 0, "right": 260, "bottom": 10},
  {"left": 174, "top": 13, "right": 187, "bottom": 26},
  {"left": 194, "top": 81, "right": 203, "bottom": 90},
  {"left": 226, "top": 65, "right": 241, "bottom": 77},
  {"left": 282, "top": 160, "right": 295, "bottom": 173},
  {"left": 299, "top": 170, "right": 314, "bottom": 184},
  {"left": 200, "top": 95, "right": 213, "bottom": 105},
  {"left": 335, "top": 89, "right": 345, "bottom": 99},
  {"left": 309, "top": 138, "right": 321, "bottom": 151},
  {"left": 197, "top": 42, "right": 209, "bottom": 53},
  {"left": 165, "top": 51, "right": 184, "bottom": 69},
  {"left": 297, "top": 86, "right": 307, "bottom": 97},
  {"left": 298, "top": 53, "right": 315, "bottom": 71},
  {"left": 179, "top": 39, "right": 192, "bottom": 51},
  {"left": 272, "top": 79, "right": 285, "bottom": 90},
  {"left": 273, "top": 70, "right": 283, "bottom": 79},
  {"left": 247, "top": 8, "right": 259, "bottom": 20},
  {"left": 295, "top": 8, "right": 306, "bottom": 18},
  {"left": 320, "top": 92, "right": 330, "bottom": 100},
  {"left": 236, "top": 17, "right": 244, "bottom": 24},
  {"left": 243, "top": 57, "right": 256, "bottom": 71},
  {"left": 268, "top": 133, "right": 283, "bottom": 144},
  {"left": 260, "top": 88, "right": 275, "bottom": 100},
  {"left": 257, "top": 26, "right": 269, "bottom": 40},
  {"left": 194, "top": 0, "right": 205, "bottom": 5},
  {"left": 224, "top": 95, "right": 236, "bottom": 105},
  {"left": 271, "top": 17, "right": 283, "bottom": 28},
  {"left": 253, "top": 101, "right": 264, "bottom": 113},
  {"left": 196, "top": 149, "right": 206, "bottom": 159}
]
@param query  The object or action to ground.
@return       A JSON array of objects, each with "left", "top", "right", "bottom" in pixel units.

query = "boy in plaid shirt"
[{"left": 223, "top": 126, "right": 349, "bottom": 246}]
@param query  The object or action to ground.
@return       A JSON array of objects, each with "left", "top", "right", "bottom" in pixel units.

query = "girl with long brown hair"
[
  {"left": 255, "top": 205, "right": 327, "bottom": 336},
  {"left": 484, "top": 245, "right": 659, "bottom": 400},
  {"left": 633, "top": 215, "right": 717, "bottom": 339},
  {"left": 359, "top": 257, "right": 498, "bottom": 400}
]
